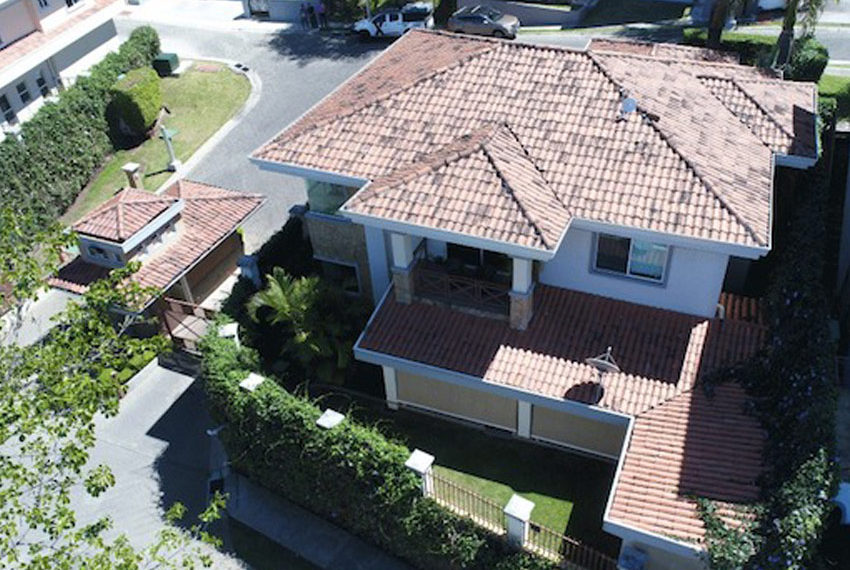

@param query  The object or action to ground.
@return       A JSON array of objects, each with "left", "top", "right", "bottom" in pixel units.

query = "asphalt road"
[{"left": 115, "top": 20, "right": 384, "bottom": 251}]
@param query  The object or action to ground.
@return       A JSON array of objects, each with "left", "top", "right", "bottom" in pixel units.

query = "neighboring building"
[
  {"left": 251, "top": 31, "right": 818, "bottom": 568},
  {"left": 0, "top": 0, "right": 123, "bottom": 138},
  {"left": 49, "top": 179, "right": 264, "bottom": 325}
]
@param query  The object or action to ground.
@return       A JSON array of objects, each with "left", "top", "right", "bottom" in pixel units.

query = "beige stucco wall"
[
  {"left": 531, "top": 405, "right": 627, "bottom": 458},
  {"left": 396, "top": 371, "right": 517, "bottom": 431},
  {"left": 305, "top": 213, "right": 372, "bottom": 298}
]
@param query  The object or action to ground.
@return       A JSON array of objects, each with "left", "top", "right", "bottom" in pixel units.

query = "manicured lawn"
[
  {"left": 61, "top": 62, "right": 250, "bottom": 224},
  {"left": 340, "top": 402, "right": 620, "bottom": 554},
  {"left": 820, "top": 74, "right": 850, "bottom": 123},
  {"left": 581, "top": 0, "right": 685, "bottom": 27}
]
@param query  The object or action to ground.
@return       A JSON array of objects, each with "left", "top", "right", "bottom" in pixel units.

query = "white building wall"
[
  {"left": 0, "top": 1, "right": 36, "bottom": 48},
  {"left": 539, "top": 227, "right": 729, "bottom": 317},
  {"left": 364, "top": 226, "right": 390, "bottom": 303},
  {"left": 51, "top": 18, "right": 117, "bottom": 74}
]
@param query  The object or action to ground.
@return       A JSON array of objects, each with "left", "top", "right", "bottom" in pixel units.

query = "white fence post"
[
  {"left": 405, "top": 449, "right": 435, "bottom": 497},
  {"left": 504, "top": 494, "right": 534, "bottom": 547}
]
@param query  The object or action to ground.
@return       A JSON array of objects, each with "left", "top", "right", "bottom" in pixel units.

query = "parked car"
[
  {"left": 353, "top": 2, "right": 434, "bottom": 39},
  {"left": 446, "top": 5, "right": 519, "bottom": 39}
]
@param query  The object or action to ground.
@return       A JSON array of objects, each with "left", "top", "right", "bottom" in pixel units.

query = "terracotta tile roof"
[
  {"left": 358, "top": 284, "right": 765, "bottom": 416},
  {"left": 588, "top": 38, "right": 741, "bottom": 64},
  {"left": 608, "top": 382, "right": 764, "bottom": 544},
  {"left": 255, "top": 31, "right": 816, "bottom": 249},
  {"left": 0, "top": 0, "right": 121, "bottom": 74},
  {"left": 50, "top": 180, "right": 264, "bottom": 297},
  {"left": 73, "top": 188, "right": 179, "bottom": 242},
  {"left": 343, "top": 123, "right": 571, "bottom": 250}
]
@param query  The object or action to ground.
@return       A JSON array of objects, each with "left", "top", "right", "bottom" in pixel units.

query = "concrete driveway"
[{"left": 114, "top": 18, "right": 384, "bottom": 251}]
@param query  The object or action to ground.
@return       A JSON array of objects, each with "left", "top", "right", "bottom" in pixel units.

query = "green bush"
[
  {"left": 787, "top": 35, "right": 829, "bottom": 82},
  {"left": 201, "top": 333, "right": 556, "bottom": 570},
  {"left": 682, "top": 29, "right": 776, "bottom": 67},
  {"left": 110, "top": 67, "right": 162, "bottom": 138},
  {"left": 0, "top": 26, "right": 160, "bottom": 223}
]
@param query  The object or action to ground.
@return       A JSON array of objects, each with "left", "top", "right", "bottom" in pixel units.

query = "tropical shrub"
[
  {"left": 788, "top": 35, "right": 829, "bottom": 82},
  {"left": 110, "top": 67, "right": 162, "bottom": 138},
  {"left": 200, "top": 333, "right": 556, "bottom": 570},
  {"left": 0, "top": 26, "right": 160, "bottom": 222}
]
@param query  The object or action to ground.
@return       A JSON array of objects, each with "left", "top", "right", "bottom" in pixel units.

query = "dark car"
[{"left": 446, "top": 5, "right": 520, "bottom": 39}]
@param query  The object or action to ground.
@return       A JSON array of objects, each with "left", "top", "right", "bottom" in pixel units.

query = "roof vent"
[
  {"left": 585, "top": 346, "right": 620, "bottom": 374},
  {"left": 617, "top": 97, "right": 637, "bottom": 122}
]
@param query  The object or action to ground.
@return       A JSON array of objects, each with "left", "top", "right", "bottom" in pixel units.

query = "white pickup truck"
[{"left": 353, "top": 2, "right": 434, "bottom": 39}]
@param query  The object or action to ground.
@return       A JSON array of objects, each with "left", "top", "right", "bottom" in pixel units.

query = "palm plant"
[{"left": 777, "top": 0, "right": 832, "bottom": 66}]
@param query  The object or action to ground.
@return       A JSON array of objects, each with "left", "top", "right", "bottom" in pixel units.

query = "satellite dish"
[{"left": 585, "top": 346, "right": 621, "bottom": 374}]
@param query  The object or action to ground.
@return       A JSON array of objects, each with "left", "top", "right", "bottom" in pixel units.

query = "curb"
[{"left": 155, "top": 59, "right": 262, "bottom": 194}]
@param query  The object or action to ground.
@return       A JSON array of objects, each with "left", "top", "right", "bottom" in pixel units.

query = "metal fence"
[
  {"left": 526, "top": 522, "right": 618, "bottom": 570},
  {"left": 430, "top": 471, "right": 506, "bottom": 535}
]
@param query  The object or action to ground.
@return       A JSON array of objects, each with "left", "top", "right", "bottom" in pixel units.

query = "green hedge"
[
  {"left": 110, "top": 67, "right": 162, "bottom": 138},
  {"left": 700, "top": 112, "right": 839, "bottom": 569},
  {"left": 201, "top": 333, "right": 555, "bottom": 570},
  {"left": 0, "top": 26, "right": 160, "bottom": 223}
]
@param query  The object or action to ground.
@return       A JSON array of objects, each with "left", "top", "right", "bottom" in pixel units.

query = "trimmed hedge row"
[
  {"left": 201, "top": 333, "right": 555, "bottom": 570},
  {"left": 0, "top": 26, "right": 160, "bottom": 223},
  {"left": 110, "top": 67, "right": 162, "bottom": 139},
  {"left": 701, "top": 112, "right": 839, "bottom": 569},
  {"left": 682, "top": 29, "right": 829, "bottom": 81}
]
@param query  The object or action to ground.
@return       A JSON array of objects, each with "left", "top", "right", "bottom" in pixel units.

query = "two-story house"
[
  {"left": 0, "top": 0, "right": 123, "bottom": 137},
  {"left": 251, "top": 31, "right": 818, "bottom": 569}
]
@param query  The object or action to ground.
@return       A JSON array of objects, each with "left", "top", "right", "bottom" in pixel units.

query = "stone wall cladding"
[{"left": 305, "top": 212, "right": 372, "bottom": 297}]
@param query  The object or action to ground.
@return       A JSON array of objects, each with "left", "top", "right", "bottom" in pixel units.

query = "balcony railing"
[{"left": 413, "top": 259, "right": 510, "bottom": 315}]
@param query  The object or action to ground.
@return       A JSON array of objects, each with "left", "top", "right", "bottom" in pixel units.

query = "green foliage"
[
  {"left": 819, "top": 74, "right": 850, "bottom": 122},
  {"left": 110, "top": 67, "right": 162, "bottom": 138},
  {"left": 247, "top": 267, "right": 370, "bottom": 384},
  {"left": 696, "top": 498, "right": 760, "bottom": 569},
  {"left": 698, "top": 131, "right": 838, "bottom": 568},
  {"left": 788, "top": 35, "right": 829, "bottom": 82},
  {"left": 683, "top": 29, "right": 777, "bottom": 67},
  {"left": 201, "top": 334, "right": 557, "bottom": 570},
  {"left": 0, "top": 26, "right": 160, "bottom": 223}
]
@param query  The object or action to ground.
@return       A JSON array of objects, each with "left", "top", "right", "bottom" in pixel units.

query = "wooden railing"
[
  {"left": 413, "top": 261, "right": 510, "bottom": 314},
  {"left": 431, "top": 471, "right": 506, "bottom": 534},
  {"left": 526, "top": 522, "right": 618, "bottom": 570},
  {"left": 160, "top": 297, "right": 217, "bottom": 353}
]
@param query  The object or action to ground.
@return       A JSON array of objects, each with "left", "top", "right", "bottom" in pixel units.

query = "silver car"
[{"left": 446, "top": 5, "right": 520, "bottom": 39}]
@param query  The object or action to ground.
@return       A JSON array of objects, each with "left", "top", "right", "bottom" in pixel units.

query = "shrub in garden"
[
  {"left": 109, "top": 67, "right": 162, "bottom": 139},
  {"left": 787, "top": 35, "right": 829, "bottom": 82},
  {"left": 0, "top": 26, "right": 160, "bottom": 222},
  {"left": 200, "top": 333, "right": 556, "bottom": 570}
]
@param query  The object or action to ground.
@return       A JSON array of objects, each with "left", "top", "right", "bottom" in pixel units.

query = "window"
[
  {"left": 88, "top": 245, "right": 109, "bottom": 260},
  {"left": 65, "top": 0, "right": 82, "bottom": 7},
  {"left": 0, "top": 95, "right": 16, "bottom": 125},
  {"left": 15, "top": 82, "right": 30, "bottom": 105},
  {"left": 372, "top": 14, "right": 386, "bottom": 25},
  {"left": 320, "top": 261, "right": 359, "bottom": 294},
  {"left": 36, "top": 72, "right": 49, "bottom": 97},
  {"left": 445, "top": 244, "right": 511, "bottom": 282},
  {"left": 37, "top": 0, "right": 49, "bottom": 8},
  {"left": 594, "top": 233, "right": 668, "bottom": 282}
]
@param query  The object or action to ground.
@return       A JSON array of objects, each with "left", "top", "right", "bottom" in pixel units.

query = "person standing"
[
  {"left": 307, "top": 2, "right": 316, "bottom": 28},
  {"left": 317, "top": 0, "right": 328, "bottom": 29},
  {"left": 299, "top": 3, "right": 309, "bottom": 29}
]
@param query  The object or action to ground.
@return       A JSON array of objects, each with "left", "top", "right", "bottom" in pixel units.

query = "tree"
[
  {"left": 0, "top": 208, "right": 224, "bottom": 568},
  {"left": 247, "top": 267, "right": 370, "bottom": 384},
  {"left": 777, "top": 0, "right": 832, "bottom": 67}
]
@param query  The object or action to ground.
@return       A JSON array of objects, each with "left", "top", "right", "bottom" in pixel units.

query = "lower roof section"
[{"left": 357, "top": 284, "right": 765, "bottom": 416}]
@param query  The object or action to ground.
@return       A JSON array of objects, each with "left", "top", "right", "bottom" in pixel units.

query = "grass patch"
[
  {"left": 353, "top": 405, "right": 620, "bottom": 554},
  {"left": 820, "top": 74, "right": 850, "bottom": 122},
  {"left": 581, "top": 0, "right": 685, "bottom": 27},
  {"left": 61, "top": 62, "right": 250, "bottom": 224}
]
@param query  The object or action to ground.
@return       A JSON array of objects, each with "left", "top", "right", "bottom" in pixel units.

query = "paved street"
[{"left": 115, "top": 17, "right": 383, "bottom": 251}]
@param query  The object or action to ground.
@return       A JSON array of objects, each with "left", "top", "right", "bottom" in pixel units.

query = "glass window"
[
  {"left": 0, "top": 95, "right": 16, "bottom": 125},
  {"left": 373, "top": 14, "right": 386, "bottom": 24},
  {"left": 307, "top": 181, "right": 353, "bottom": 215},
  {"left": 65, "top": 0, "right": 82, "bottom": 7},
  {"left": 36, "top": 72, "right": 49, "bottom": 97},
  {"left": 595, "top": 233, "right": 668, "bottom": 282},
  {"left": 16, "top": 82, "right": 30, "bottom": 105}
]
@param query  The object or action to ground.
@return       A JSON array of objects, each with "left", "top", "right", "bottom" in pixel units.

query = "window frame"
[
  {"left": 36, "top": 72, "right": 50, "bottom": 98},
  {"left": 0, "top": 94, "right": 16, "bottom": 125},
  {"left": 592, "top": 233, "right": 670, "bottom": 284},
  {"left": 15, "top": 82, "right": 30, "bottom": 105}
]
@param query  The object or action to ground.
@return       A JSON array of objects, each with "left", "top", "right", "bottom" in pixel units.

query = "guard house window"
[
  {"left": 16, "top": 82, "right": 30, "bottom": 105},
  {"left": 0, "top": 95, "right": 16, "bottom": 125},
  {"left": 88, "top": 245, "right": 109, "bottom": 261},
  {"left": 595, "top": 233, "right": 668, "bottom": 282},
  {"left": 36, "top": 72, "right": 49, "bottom": 97}
]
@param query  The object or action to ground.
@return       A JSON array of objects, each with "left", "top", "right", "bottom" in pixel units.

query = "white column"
[
  {"left": 405, "top": 449, "right": 435, "bottom": 497},
  {"left": 382, "top": 365, "right": 399, "bottom": 410},
  {"left": 390, "top": 232, "right": 415, "bottom": 269},
  {"left": 365, "top": 227, "right": 390, "bottom": 304},
  {"left": 517, "top": 401, "right": 532, "bottom": 438},
  {"left": 504, "top": 494, "right": 534, "bottom": 547},
  {"left": 512, "top": 257, "right": 533, "bottom": 294}
]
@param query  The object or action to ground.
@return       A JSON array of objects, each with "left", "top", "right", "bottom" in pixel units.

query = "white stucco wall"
[
  {"left": 50, "top": 18, "right": 117, "bottom": 73},
  {"left": 364, "top": 226, "right": 391, "bottom": 303},
  {"left": 0, "top": 0, "right": 36, "bottom": 48},
  {"left": 539, "top": 227, "right": 729, "bottom": 317}
]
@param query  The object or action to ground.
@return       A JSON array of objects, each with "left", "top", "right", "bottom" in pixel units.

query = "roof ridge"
[
  {"left": 593, "top": 48, "right": 780, "bottom": 78},
  {"left": 725, "top": 76, "right": 796, "bottom": 141},
  {"left": 588, "top": 53, "right": 767, "bottom": 247},
  {"left": 261, "top": 38, "right": 500, "bottom": 152}
]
